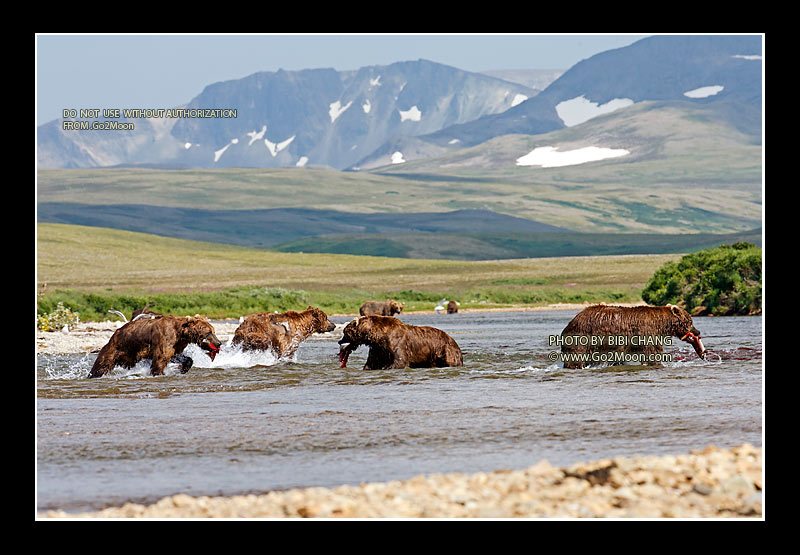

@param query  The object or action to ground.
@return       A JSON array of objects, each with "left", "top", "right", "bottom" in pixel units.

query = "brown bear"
[
  {"left": 559, "top": 304, "right": 706, "bottom": 369},
  {"left": 89, "top": 315, "right": 222, "bottom": 378},
  {"left": 337, "top": 315, "right": 463, "bottom": 370},
  {"left": 446, "top": 300, "right": 459, "bottom": 314},
  {"left": 232, "top": 306, "right": 336, "bottom": 358},
  {"left": 359, "top": 299, "right": 404, "bottom": 317}
]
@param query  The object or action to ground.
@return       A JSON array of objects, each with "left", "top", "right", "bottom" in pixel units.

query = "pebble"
[{"left": 39, "top": 444, "right": 763, "bottom": 519}]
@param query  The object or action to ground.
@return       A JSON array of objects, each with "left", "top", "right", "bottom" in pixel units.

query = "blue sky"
[{"left": 36, "top": 34, "right": 648, "bottom": 124}]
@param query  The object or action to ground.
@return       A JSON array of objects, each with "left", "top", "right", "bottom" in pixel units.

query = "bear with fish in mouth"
[
  {"left": 88, "top": 313, "right": 222, "bottom": 378},
  {"left": 337, "top": 315, "right": 463, "bottom": 370},
  {"left": 559, "top": 304, "right": 707, "bottom": 369}
]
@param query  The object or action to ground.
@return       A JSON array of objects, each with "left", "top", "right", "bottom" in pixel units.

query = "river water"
[{"left": 36, "top": 310, "right": 763, "bottom": 514}]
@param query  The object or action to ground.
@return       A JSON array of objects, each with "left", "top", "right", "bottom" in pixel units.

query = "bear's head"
[
  {"left": 337, "top": 315, "right": 379, "bottom": 367},
  {"left": 665, "top": 304, "right": 705, "bottom": 358},
  {"left": 306, "top": 306, "right": 336, "bottom": 333},
  {"left": 182, "top": 317, "right": 222, "bottom": 360},
  {"left": 388, "top": 300, "right": 404, "bottom": 315}
]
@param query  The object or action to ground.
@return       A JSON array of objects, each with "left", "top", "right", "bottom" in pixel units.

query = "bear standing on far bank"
[{"left": 359, "top": 299, "right": 404, "bottom": 317}]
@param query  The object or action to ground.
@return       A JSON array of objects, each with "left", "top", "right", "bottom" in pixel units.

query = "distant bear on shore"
[{"left": 359, "top": 299, "right": 404, "bottom": 317}]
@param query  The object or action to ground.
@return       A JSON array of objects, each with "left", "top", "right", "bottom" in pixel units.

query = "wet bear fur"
[
  {"left": 559, "top": 304, "right": 703, "bottom": 369},
  {"left": 338, "top": 315, "right": 463, "bottom": 370},
  {"left": 89, "top": 315, "right": 221, "bottom": 377},
  {"left": 232, "top": 306, "right": 336, "bottom": 357},
  {"left": 359, "top": 299, "right": 405, "bottom": 317}
]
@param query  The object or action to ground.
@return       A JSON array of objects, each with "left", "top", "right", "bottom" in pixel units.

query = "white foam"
[
  {"left": 732, "top": 54, "right": 762, "bottom": 60},
  {"left": 555, "top": 95, "right": 634, "bottom": 127},
  {"left": 683, "top": 85, "right": 724, "bottom": 98},
  {"left": 184, "top": 142, "right": 192, "bottom": 150},
  {"left": 516, "top": 145, "right": 629, "bottom": 168},
  {"left": 183, "top": 341, "right": 282, "bottom": 368}
]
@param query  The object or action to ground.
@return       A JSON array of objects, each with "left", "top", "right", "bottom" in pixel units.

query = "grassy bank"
[{"left": 37, "top": 223, "right": 680, "bottom": 321}]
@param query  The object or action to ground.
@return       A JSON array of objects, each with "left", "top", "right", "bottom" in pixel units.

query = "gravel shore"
[
  {"left": 39, "top": 443, "right": 762, "bottom": 519},
  {"left": 36, "top": 309, "right": 763, "bottom": 520}
]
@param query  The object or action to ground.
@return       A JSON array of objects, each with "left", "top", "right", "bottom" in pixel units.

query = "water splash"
[{"left": 183, "top": 340, "right": 284, "bottom": 369}]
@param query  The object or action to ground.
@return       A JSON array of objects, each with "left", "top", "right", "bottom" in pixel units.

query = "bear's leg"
[
  {"left": 171, "top": 353, "right": 194, "bottom": 373},
  {"left": 149, "top": 347, "right": 174, "bottom": 376},
  {"left": 88, "top": 344, "right": 118, "bottom": 378}
]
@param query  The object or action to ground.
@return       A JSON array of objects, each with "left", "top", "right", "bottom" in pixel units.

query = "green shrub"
[
  {"left": 37, "top": 302, "right": 80, "bottom": 331},
  {"left": 641, "top": 242, "right": 762, "bottom": 315}
]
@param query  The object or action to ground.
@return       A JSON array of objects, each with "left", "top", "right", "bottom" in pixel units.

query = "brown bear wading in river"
[
  {"left": 338, "top": 315, "right": 463, "bottom": 370},
  {"left": 559, "top": 304, "right": 706, "bottom": 369},
  {"left": 359, "top": 299, "right": 404, "bottom": 317},
  {"left": 89, "top": 315, "right": 221, "bottom": 378},
  {"left": 232, "top": 306, "right": 336, "bottom": 358}
]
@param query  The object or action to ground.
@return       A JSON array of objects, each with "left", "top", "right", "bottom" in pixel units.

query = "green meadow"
[{"left": 36, "top": 223, "right": 679, "bottom": 321}]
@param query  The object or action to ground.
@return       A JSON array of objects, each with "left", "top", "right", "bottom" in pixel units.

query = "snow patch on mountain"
[
  {"left": 511, "top": 93, "right": 528, "bottom": 107},
  {"left": 265, "top": 135, "right": 295, "bottom": 157},
  {"left": 399, "top": 106, "right": 422, "bottom": 122},
  {"left": 555, "top": 96, "right": 634, "bottom": 127},
  {"left": 516, "top": 145, "right": 629, "bottom": 168},
  {"left": 247, "top": 125, "right": 267, "bottom": 145},
  {"left": 214, "top": 143, "right": 231, "bottom": 163},
  {"left": 683, "top": 85, "right": 724, "bottom": 98},
  {"left": 329, "top": 100, "right": 353, "bottom": 123}
]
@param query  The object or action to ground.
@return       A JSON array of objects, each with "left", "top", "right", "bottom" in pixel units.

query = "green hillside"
[
  {"left": 36, "top": 223, "right": 679, "bottom": 319},
  {"left": 274, "top": 228, "right": 762, "bottom": 260}
]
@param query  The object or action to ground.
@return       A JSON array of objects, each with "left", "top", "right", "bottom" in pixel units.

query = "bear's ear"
[
  {"left": 307, "top": 306, "right": 314, "bottom": 311},
  {"left": 668, "top": 304, "right": 681, "bottom": 316}
]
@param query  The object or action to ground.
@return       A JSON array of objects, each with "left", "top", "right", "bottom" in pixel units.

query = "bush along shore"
[
  {"left": 40, "top": 444, "right": 762, "bottom": 519},
  {"left": 642, "top": 242, "right": 762, "bottom": 316}
]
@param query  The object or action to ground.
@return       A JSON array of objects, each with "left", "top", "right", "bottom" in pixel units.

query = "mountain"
[
  {"left": 363, "top": 35, "right": 762, "bottom": 168},
  {"left": 37, "top": 60, "right": 535, "bottom": 170}
]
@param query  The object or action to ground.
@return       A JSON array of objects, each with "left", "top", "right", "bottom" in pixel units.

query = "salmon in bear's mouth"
[
  {"left": 203, "top": 341, "right": 220, "bottom": 361},
  {"left": 681, "top": 332, "right": 706, "bottom": 359},
  {"left": 338, "top": 342, "right": 355, "bottom": 368}
]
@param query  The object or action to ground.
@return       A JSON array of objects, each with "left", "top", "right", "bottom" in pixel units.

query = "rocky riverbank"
[{"left": 39, "top": 443, "right": 762, "bottom": 519}]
